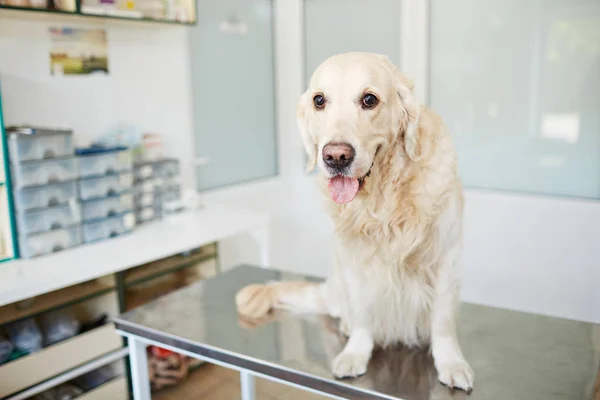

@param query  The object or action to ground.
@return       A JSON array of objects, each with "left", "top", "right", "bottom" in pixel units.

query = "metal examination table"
[{"left": 114, "top": 265, "right": 600, "bottom": 400}]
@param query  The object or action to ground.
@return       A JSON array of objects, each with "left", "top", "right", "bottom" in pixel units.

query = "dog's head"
[{"left": 297, "top": 52, "right": 421, "bottom": 204}]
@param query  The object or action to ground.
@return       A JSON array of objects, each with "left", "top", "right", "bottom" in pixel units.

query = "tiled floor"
[{"left": 153, "top": 363, "right": 327, "bottom": 400}]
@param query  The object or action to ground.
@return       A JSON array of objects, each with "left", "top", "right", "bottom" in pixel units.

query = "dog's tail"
[{"left": 235, "top": 281, "right": 329, "bottom": 318}]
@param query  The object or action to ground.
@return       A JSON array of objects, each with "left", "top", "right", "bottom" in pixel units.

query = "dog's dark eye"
[
  {"left": 313, "top": 94, "right": 325, "bottom": 109},
  {"left": 362, "top": 93, "right": 379, "bottom": 109}
]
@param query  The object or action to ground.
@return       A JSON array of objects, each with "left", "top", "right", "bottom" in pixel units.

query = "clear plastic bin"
[
  {"left": 134, "top": 177, "right": 164, "bottom": 194},
  {"left": 82, "top": 213, "right": 135, "bottom": 243},
  {"left": 78, "top": 173, "right": 133, "bottom": 201},
  {"left": 8, "top": 130, "right": 73, "bottom": 163},
  {"left": 162, "top": 186, "right": 181, "bottom": 203},
  {"left": 17, "top": 202, "right": 82, "bottom": 235},
  {"left": 133, "top": 189, "right": 160, "bottom": 208},
  {"left": 162, "top": 175, "right": 182, "bottom": 189},
  {"left": 133, "top": 163, "right": 155, "bottom": 181},
  {"left": 11, "top": 158, "right": 78, "bottom": 188},
  {"left": 19, "top": 226, "right": 82, "bottom": 258},
  {"left": 135, "top": 206, "right": 160, "bottom": 224},
  {"left": 155, "top": 159, "right": 180, "bottom": 178},
  {"left": 13, "top": 181, "right": 78, "bottom": 211},
  {"left": 81, "top": 193, "right": 134, "bottom": 222},
  {"left": 78, "top": 150, "right": 133, "bottom": 178}
]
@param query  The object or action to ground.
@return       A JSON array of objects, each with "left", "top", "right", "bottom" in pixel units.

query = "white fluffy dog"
[{"left": 236, "top": 52, "right": 474, "bottom": 392}]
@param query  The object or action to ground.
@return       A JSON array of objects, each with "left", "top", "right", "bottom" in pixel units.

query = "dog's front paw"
[
  {"left": 436, "top": 359, "right": 474, "bottom": 392},
  {"left": 235, "top": 284, "right": 274, "bottom": 318},
  {"left": 332, "top": 351, "right": 369, "bottom": 379}
]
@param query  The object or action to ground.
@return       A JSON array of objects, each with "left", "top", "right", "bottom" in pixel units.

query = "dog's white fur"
[{"left": 236, "top": 52, "right": 474, "bottom": 391}]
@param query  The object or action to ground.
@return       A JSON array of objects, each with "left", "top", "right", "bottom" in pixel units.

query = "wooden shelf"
[
  {"left": 0, "top": 277, "right": 114, "bottom": 327},
  {"left": 0, "top": 4, "right": 196, "bottom": 25},
  {"left": 124, "top": 244, "right": 217, "bottom": 287},
  {"left": 78, "top": 376, "right": 128, "bottom": 400},
  {"left": 0, "top": 324, "right": 122, "bottom": 398},
  {"left": 125, "top": 258, "right": 216, "bottom": 311}
]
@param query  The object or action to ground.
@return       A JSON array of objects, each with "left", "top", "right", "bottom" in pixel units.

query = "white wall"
[
  {"left": 0, "top": 13, "right": 196, "bottom": 188},
  {"left": 1, "top": 4, "right": 597, "bottom": 324},
  {"left": 463, "top": 190, "right": 600, "bottom": 323}
]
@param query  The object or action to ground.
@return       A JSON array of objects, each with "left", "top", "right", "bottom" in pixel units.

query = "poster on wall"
[{"left": 49, "top": 27, "right": 109, "bottom": 76}]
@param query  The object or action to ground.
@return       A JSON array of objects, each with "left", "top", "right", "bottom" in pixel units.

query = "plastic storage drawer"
[
  {"left": 19, "top": 226, "right": 82, "bottom": 258},
  {"left": 154, "top": 160, "right": 180, "bottom": 178},
  {"left": 135, "top": 206, "right": 161, "bottom": 224},
  {"left": 8, "top": 130, "right": 73, "bottom": 163},
  {"left": 79, "top": 173, "right": 133, "bottom": 201},
  {"left": 134, "top": 178, "right": 163, "bottom": 194},
  {"left": 12, "top": 158, "right": 78, "bottom": 188},
  {"left": 78, "top": 150, "right": 133, "bottom": 178},
  {"left": 163, "top": 173, "right": 182, "bottom": 189},
  {"left": 162, "top": 185, "right": 181, "bottom": 203},
  {"left": 13, "top": 181, "right": 78, "bottom": 211},
  {"left": 82, "top": 213, "right": 135, "bottom": 243},
  {"left": 81, "top": 193, "right": 134, "bottom": 221},
  {"left": 17, "top": 203, "right": 82, "bottom": 235},
  {"left": 133, "top": 189, "right": 160, "bottom": 208},
  {"left": 133, "top": 163, "right": 155, "bottom": 181}
]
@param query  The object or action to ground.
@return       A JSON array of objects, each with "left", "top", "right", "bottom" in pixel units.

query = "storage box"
[
  {"left": 19, "top": 225, "right": 82, "bottom": 258},
  {"left": 8, "top": 128, "right": 73, "bottom": 163},
  {"left": 78, "top": 150, "right": 133, "bottom": 178},
  {"left": 154, "top": 159, "right": 180, "bottom": 178},
  {"left": 82, "top": 213, "right": 135, "bottom": 243},
  {"left": 13, "top": 181, "right": 78, "bottom": 211},
  {"left": 79, "top": 173, "right": 133, "bottom": 201},
  {"left": 11, "top": 157, "right": 78, "bottom": 188},
  {"left": 135, "top": 206, "right": 161, "bottom": 224},
  {"left": 133, "top": 163, "right": 155, "bottom": 181},
  {"left": 133, "top": 188, "right": 160, "bottom": 208},
  {"left": 17, "top": 202, "right": 82, "bottom": 235},
  {"left": 81, "top": 193, "right": 133, "bottom": 222},
  {"left": 162, "top": 185, "right": 181, "bottom": 203},
  {"left": 134, "top": 177, "right": 163, "bottom": 193}
]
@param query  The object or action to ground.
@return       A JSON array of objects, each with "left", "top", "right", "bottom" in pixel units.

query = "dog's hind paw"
[
  {"left": 436, "top": 360, "right": 474, "bottom": 392},
  {"left": 332, "top": 351, "right": 369, "bottom": 379}
]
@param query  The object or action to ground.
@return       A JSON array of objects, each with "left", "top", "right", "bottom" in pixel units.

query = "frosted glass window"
[
  {"left": 191, "top": 0, "right": 277, "bottom": 191},
  {"left": 430, "top": 0, "right": 600, "bottom": 199},
  {"left": 304, "top": 0, "right": 401, "bottom": 85}
]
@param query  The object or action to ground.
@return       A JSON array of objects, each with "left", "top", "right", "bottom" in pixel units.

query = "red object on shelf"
[{"left": 150, "top": 346, "right": 175, "bottom": 358}]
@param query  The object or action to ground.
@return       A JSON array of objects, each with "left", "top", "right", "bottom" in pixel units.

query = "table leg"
[
  {"left": 128, "top": 338, "right": 151, "bottom": 400},
  {"left": 240, "top": 370, "right": 256, "bottom": 400}
]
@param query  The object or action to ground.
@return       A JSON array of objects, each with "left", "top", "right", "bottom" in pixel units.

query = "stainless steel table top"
[{"left": 114, "top": 265, "right": 600, "bottom": 400}]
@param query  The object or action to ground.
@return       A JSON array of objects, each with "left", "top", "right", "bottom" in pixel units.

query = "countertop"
[{"left": 0, "top": 206, "right": 269, "bottom": 307}]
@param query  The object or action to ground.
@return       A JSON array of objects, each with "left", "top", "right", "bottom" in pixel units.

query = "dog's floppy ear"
[
  {"left": 393, "top": 69, "right": 421, "bottom": 161},
  {"left": 297, "top": 90, "right": 318, "bottom": 172}
]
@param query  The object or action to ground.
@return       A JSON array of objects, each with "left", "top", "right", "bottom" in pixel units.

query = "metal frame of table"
[{"left": 119, "top": 332, "right": 358, "bottom": 400}]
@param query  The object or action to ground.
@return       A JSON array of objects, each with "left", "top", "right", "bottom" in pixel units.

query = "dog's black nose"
[{"left": 323, "top": 143, "right": 355, "bottom": 170}]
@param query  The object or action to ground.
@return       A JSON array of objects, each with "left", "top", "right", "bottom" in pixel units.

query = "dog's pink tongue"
[{"left": 328, "top": 176, "right": 359, "bottom": 204}]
